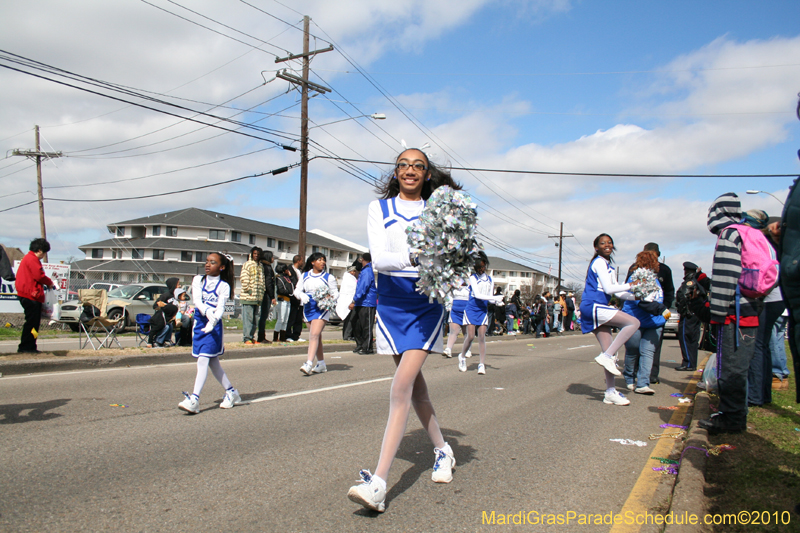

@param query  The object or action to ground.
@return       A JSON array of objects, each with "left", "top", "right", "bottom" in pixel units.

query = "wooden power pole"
[
  {"left": 12, "top": 125, "right": 63, "bottom": 262},
  {"left": 275, "top": 16, "right": 332, "bottom": 261},
  {"left": 548, "top": 222, "right": 574, "bottom": 290}
]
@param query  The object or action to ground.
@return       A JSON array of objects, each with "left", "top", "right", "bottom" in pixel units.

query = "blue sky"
[{"left": 1, "top": 0, "right": 798, "bottom": 284}]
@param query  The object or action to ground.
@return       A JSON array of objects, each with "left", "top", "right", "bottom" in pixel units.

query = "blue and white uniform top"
[
  {"left": 367, "top": 197, "right": 445, "bottom": 354},
  {"left": 293, "top": 270, "right": 339, "bottom": 322},
  {"left": 578, "top": 256, "right": 635, "bottom": 334},
  {"left": 191, "top": 274, "right": 229, "bottom": 357},
  {"left": 448, "top": 285, "right": 470, "bottom": 325},
  {"left": 463, "top": 273, "right": 497, "bottom": 326}
]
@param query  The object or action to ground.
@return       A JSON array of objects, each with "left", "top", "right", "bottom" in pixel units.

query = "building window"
[
  {"left": 111, "top": 250, "right": 118, "bottom": 259},
  {"left": 166, "top": 226, "right": 178, "bottom": 237},
  {"left": 152, "top": 226, "right": 161, "bottom": 236},
  {"left": 116, "top": 227, "right": 124, "bottom": 236},
  {"left": 132, "top": 249, "right": 144, "bottom": 259},
  {"left": 230, "top": 231, "right": 241, "bottom": 243},
  {"left": 103, "top": 272, "right": 120, "bottom": 281},
  {"left": 181, "top": 251, "right": 193, "bottom": 262},
  {"left": 312, "top": 246, "right": 328, "bottom": 255},
  {"left": 91, "top": 249, "right": 103, "bottom": 259},
  {"left": 249, "top": 234, "right": 256, "bottom": 245},
  {"left": 278, "top": 241, "right": 286, "bottom": 251},
  {"left": 138, "top": 273, "right": 150, "bottom": 282},
  {"left": 152, "top": 249, "right": 165, "bottom": 260},
  {"left": 209, "top": 229, "right": 225, "bottom": 240},
  {"left": 267, "top": 238, "right": 276, "bottom": 248},
  {"left": 196, "top": 252, "right": 205, "bottom": 262}
]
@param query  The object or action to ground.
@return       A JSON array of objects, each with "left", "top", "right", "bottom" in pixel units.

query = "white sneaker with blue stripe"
[{"left": 347, "top": 469, "right": 386, "bottom": 512}]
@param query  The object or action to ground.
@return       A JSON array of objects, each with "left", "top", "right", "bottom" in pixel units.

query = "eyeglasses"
[{"left": 395, "top": 162, "right": 427, "bottom": 172}]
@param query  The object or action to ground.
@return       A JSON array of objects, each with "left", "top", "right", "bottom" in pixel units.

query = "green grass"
[{"left": 704, "top": 342, "right": 800, "bottom": 532}]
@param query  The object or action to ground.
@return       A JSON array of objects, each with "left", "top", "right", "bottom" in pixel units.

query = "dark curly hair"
[{"left": 375, "top": 148, "right": 463, "bottom": 200}]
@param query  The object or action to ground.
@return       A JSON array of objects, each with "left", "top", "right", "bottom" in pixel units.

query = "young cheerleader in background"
[
  {"left": 178, "top": 252, "right": 241, "bottom": 414},
  {"left": 579, "top": 234, "right": 640, "bottom": 406},
  {"left": 295, "top": 252, "right": 339, "bottom": 375},
  {"left": 459, "top": 253, "right": 503, "bottom": 374},
  {"left": 442, "top": 281, "right": 471, "bottom": 359},
  {"left": 348, "top": 148, "right": 461, "bottom": 513}
]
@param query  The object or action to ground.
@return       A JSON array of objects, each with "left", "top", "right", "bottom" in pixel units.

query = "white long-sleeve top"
[
  {"left": 336, "top": 271, "right": 358, "bottom": 319},
  {"left": 469, "top": 273, "right": 498, "bottom": 301},
  {"left": 293, "top": 270, "right": 339, "bottom": 300},
  {"left": 452, "top": 285, "right": 470, "bottom": 301},
  {"left": 367, "top": 198, "right": 422, "bottom": 273},
  {"left": 191, "top": 274, "right": 229, "bottom": 321},
  {"left": 592, "top": 257, "right": 635, "bottom": 301}
]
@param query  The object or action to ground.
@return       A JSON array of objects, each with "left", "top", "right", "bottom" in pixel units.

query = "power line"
[{"left": 309, "top": 156, "right": 797, "bottom": 178}]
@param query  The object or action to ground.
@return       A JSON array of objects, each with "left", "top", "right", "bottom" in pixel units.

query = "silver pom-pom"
[
  {"left": 629, "top": 268, "right": 660, "bottom": 301},
  {"left": 406, "top": 186, "right": 482, "bottom": 306},
  {"left": 312, "top": 285, "right": 337, "bottom": 311}
]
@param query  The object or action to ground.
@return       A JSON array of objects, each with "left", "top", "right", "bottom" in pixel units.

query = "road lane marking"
[
  {"left": 566, "top": 345, "right": 595, "bottom": 350},
  {"left": 248, "top": 377, "right": 393, "bottom": 403}
]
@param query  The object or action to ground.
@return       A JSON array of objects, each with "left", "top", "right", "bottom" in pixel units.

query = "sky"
[{"left": 1, "top": 0, "right": 799, "bottom": 286}]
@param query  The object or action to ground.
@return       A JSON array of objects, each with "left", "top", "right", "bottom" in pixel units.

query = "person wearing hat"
[
  {"left": 675, "top": 261, "right": 709, "bottom": 371},
  {"left": 626, "top": 243, "right": 675, "bottom": 383}
]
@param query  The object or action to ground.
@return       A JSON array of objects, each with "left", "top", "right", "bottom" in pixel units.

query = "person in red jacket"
[{"left": 16, "top": 238, "right": 54, "bottom": 353}]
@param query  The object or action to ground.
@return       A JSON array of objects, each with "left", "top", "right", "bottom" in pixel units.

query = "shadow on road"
[
  {"left": 565, "top": 382, "right": 605, "bottom": 403},
  {"left": 0, "top": 398, "right": 70, "bottom": 424}
]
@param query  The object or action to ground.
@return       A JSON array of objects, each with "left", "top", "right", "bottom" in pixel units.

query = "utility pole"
[
  {"left": 12, "top": 125, "right": 63, "bottom": 262},
  {"left": 548, "top": 222, "right": 574, "bottom": 290},
  {"left": 275, "top": 16, "right": 332, "bottom": 261}
]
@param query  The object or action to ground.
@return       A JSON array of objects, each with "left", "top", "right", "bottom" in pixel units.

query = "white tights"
[
  {"left": 594, "top": 311, "right": 639, "bottom": 389},
  {"left": 374, "top": 350, "right": 445, "bottom": 481},
  {"left": 445, "top": 323, "right": 466, "bottom": 352},
  {"left": 460, "top": 324, "right": 487, "bottom": 364},
  {"left": 193, "top": 356, "right": 233, "bottom": 397}
]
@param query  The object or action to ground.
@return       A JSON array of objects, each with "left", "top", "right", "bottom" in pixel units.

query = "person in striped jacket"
[{"left": 697, "top": 193, "right": 763, "bottom": 435}]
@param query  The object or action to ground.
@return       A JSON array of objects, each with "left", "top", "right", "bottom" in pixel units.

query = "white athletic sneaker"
[
  {"left": 603, "top": 390, "right": 631, "bottom": 406},
  {"left": 312, "top": 361, "right": 327, "bottom": 373},
  {"left": 477, "top": 363, "right": 486, "bottom": 375},
  {"left": 465, "top": 349, "right": 472, "bottom": 358},
  {"left": 634, "top": 386, "right": 655, "bottom": 395},
  {"left": 178, "top": 392, "right": 199, "bottom": 414},
  {"left": 443, "top": 347, "right": 452, "bottom": 358},
  {"left": 627, "top": 383, "right": 635, "bottom": 391},
  {"left": 300, "top": 361, "right": 314, "bottom": 375},
  {"left": 431, "top": 446, "right": 455, "bottom": 483},
  {"left": 347, "top": 469, "right": 386, "bottom": 512},
  {"left": 458, "top": 355, "right": 467, "bottom": 372},
  {"left": 220, "top": 388, "right": 242, "bottom": 409},
  {"left": 594, "top": 353, "right": 621, "bottom": 376},
  {"left": 295, "top": 338, "right": 307, "bottom": 343}
]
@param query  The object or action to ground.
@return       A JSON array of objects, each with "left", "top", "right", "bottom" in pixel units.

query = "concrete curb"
[{"left": 0, "top": 330, "right": 566, "bottom": 376}]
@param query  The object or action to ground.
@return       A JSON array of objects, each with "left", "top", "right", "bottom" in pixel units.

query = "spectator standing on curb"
[
  {"left": 15, "top": 238, "right": 54, "bottom": 354},
  {"left": 287, "top": 254, "right": 306, "bottom": 342},
  {"left": 351, "top": 252, "right": 377, "bottom": 354},
  {"left": 675, "top": 262, "right": 708, "bottom": 372},
  {"left": 338, "top": 264, "right": 359, "bottom": 341},
  {"left": 272, "top": 263, "right": 294, "bottom": 342},
  {"left": 148, "top": 277, "right": 180, "bottom": 347},
  {"left": 534, "top": 295, "right": 548, "bottom": 338},
  {"left": 257, "top": 250, "right": 276, "bottom": 344},
  {"left": 779, "top": 175, "right": 800, "bottom": 405},
  {"left": 240, "top": 247, "right": 265, "bottom": 345},
  {"left": 697, "top": 193, "right": 763, "bottom": 435},
  {"left": 505, "top": 289, "right": 520, "bottom": 335},
  {"left": 564, "top": 292, "right": 575, "bottom": 332}
]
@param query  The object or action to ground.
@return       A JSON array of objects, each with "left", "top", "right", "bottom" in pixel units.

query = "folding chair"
[
  {"left": 135, "top": 313, "right": 152, "bottom": 347},
  {"left": 78, "top": 289, "right": 126, "bottom": 350}
]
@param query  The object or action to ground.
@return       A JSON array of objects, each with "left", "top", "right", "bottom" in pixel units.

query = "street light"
[
  {"left": 309, "top": 113, "right": 386, "bottom": 129},
  {"left": 746, "top": 190, "right": 785, "bottom": 206}
]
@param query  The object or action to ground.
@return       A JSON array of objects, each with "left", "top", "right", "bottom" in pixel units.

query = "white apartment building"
[
  {"left": 71, "top": 208, "right": 365, "bottom": 290},
  {"left": 487, "top": 256, "right": 559, "bottom": 298}
]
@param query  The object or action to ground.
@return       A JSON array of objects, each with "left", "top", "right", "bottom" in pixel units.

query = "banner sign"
[{"left": 0, "top": 262, "right": 71, "bottom": 313}]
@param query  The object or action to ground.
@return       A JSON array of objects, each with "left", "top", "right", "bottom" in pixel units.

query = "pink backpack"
[{"left": 728, "top": 224, "right": 779, "bottom": 298}]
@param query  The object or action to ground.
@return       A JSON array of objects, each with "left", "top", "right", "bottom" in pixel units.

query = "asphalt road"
[{"left": 0, "top": 333, "right": 693, "bottom": 532}]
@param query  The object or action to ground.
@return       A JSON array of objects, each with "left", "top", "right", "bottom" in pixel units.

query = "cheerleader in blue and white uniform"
[
  {"left": 459, "top": 253, "right": 503, "bottom": 374},
  {"left": 579, "top": 234, "right": 640, "bottom": 406},
  {"left": 442, "top": 282, "right": 471, "bottom": 358},
  {"left": 178, "top": 252, "right": 241, "bottom": 414},
  {"left": 295, "top": 252, "right": 339, "bottom": 376},
  {"left": 348, "top": 148, "right": 463, "bottom": 513}
]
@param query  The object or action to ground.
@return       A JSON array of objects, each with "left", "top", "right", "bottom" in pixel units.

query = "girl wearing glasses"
[{"left": 347, "top": 148, "right": 463, "bottom": 513}]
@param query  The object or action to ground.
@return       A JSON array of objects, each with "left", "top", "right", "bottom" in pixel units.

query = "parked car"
[
  {"left": 663, "top": 307, "right": 680, "bottom": 337},
  {"left": 59, "top": 283, "right": 168, "bottom": 332},
  {"left": 89, "top": 282, "right": 123, "bottom": 292}
]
